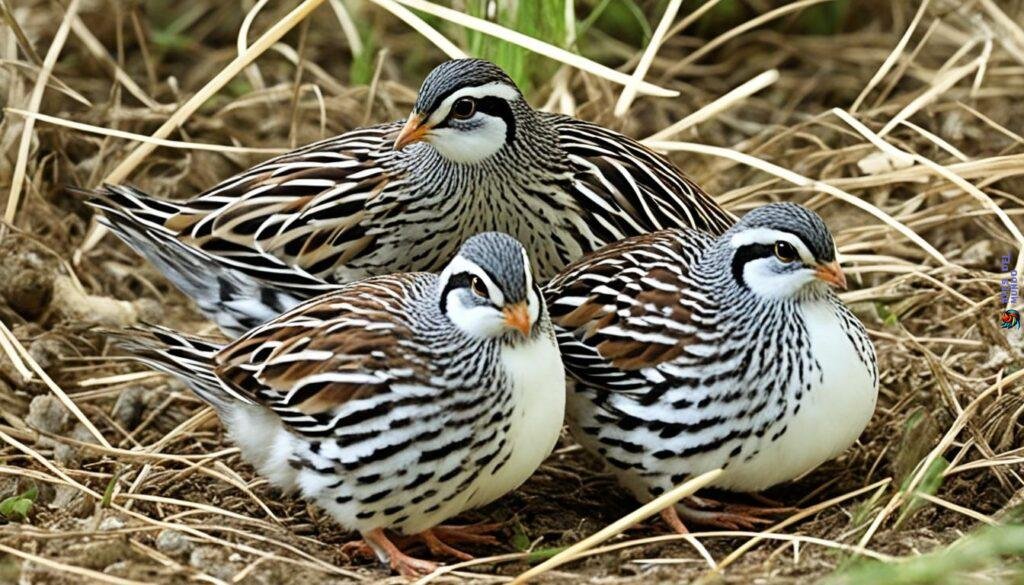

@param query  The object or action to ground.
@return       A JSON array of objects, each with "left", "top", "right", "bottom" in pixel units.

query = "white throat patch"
[{"left": 427, "top": 117, "right": 508, "bottom": 164}]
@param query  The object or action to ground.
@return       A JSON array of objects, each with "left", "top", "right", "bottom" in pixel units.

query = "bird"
[
  {"left": 110, "top": 232, "right": 566, "bottom": 576},
  {"left": 86, "top": 58, "right": 734, "bottom": 336},
  {"left": 542, "top": 203, "right": 878, "bottom": 532}
]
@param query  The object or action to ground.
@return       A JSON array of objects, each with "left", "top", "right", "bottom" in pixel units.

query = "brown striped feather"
[{"left": 213, "top": 276, "right": 431, "bottom": 415}]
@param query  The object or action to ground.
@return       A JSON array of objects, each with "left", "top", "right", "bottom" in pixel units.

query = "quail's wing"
[
  {"left": 544, "top": 229, "right": 713, "bottom": 394},
  {"left": 164, "top": 123, "right": 404, "bottom": 284},
  {"left": 550, "top": 115, "right": 735, "bottom": 239},
  {"left": 213, "top": 274, "right": 434, "bottom": 436}
]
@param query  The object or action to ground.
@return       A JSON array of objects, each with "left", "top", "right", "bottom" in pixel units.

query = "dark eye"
[
  {"left": 470, "top": 276, "right": 489, "bottom": 298},
  {"left": 774, "top": 241, "right": 798, "bottom": 263},
  {"left": 451, "top": 98, "right": 476, "bottom": 119}
]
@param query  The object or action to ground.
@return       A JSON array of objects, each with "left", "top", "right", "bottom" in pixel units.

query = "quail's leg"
[
  {"left": 748, "top": 492, "right": 787, "bottom": 508},
  {"left": 659, "top": 506, "right": 690, "bottom": 534},
  {"left": 691, "top": 495, "right": 795, "bottom": 518},
  {"left": 408, "top": 522, "right": 504, "bottom": 561},
  {"left": 674, "top": 495, "right": 793, "bottom": 530},
  {"left": 419, "top": 530, "right": 475, "bottom": 561},
  {"left": 361, "top": 528, "right": 439, "bottom": 577},
  {"left": 340, "top": 539, "right": 376, "bottom": 560},
  {"left": 432, "top": 522, "right": 503, "bottom": 546}
]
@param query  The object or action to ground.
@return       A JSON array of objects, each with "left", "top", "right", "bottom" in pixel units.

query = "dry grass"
[{"left": 1, "top": 0, "right": 1023, "bottom": 583}]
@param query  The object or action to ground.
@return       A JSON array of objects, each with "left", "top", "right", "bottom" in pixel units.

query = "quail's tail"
[
  {"left": 108, "top": 324, "right": 253, "bottom": 411},
  {"left": 86, "top": 185, "right": 311, "bottom": 335},
  {"left": 83, "top": 184, "right": 183, "bottom": 230}
]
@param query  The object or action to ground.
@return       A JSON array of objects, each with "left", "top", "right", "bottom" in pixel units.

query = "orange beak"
[
  {"left": 394, "top": 113, "right": 429, "bottom": 150},
  {"left": 815, "top": 260, "right": 847, "bottom": 289},
  {"left": 502, "top": 302, "right": 532, "bottom": 336}
]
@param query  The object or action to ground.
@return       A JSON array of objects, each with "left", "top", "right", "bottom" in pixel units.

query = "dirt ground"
[{"left": 1, "top": 0, "right": 1023, "bottom": 583}]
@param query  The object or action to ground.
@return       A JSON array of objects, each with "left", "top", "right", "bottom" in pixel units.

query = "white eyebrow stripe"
[
  {"left": 442, "top": 255, "right": 506, "bottom": 306},
  {"left": 730, "top": 228, "right": 815, "bottom": 264},
  {"left": 522, "top": 248, "right": 533, "bottom": 290},
  {"left": 425, "top": 82, "right": 521, "bottom": 126}
]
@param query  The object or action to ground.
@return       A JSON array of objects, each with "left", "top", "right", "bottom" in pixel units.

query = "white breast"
[
  {"left": 716, "top": 300, "right": 877, "bottom": 491},
  {"left": 465, "top": 331, "right": 566, "bottom": 508}
]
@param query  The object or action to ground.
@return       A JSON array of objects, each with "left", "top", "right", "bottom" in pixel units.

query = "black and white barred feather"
[
  {"left": 88, "top": 59, "right": 733, "bottom": 335},
  {"left": 112, "top": 232, "right": 565, "bottom": 539},
  {"left": 544, "top": 204, "right": 878, "bottom": 502}
]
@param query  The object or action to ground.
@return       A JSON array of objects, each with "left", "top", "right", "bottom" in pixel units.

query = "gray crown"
[
  {"left": 413, "top": 59, "right": 521, "bottom": 115},
  {"left": 732, "top": 202, "right": 836, "bottom": 262},
  {"left": 458, "top": 232, "right": 530, "bottom": 303}
]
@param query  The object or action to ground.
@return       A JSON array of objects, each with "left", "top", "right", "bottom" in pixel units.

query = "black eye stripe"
[
  {"left": 473, "top": 96, "right": 513, "bottom": 116},
  {"left": 433, "top": 95, "right": 517, "bottom": 144},
  {"left": 440, "top": 270, "right": 511, "bottom": 314},
  {"left": 439, "top": 272, "right": 474, "bottom": 314},
  {"left": 731, "top": 243, "right": 775, "bottom": 289}
]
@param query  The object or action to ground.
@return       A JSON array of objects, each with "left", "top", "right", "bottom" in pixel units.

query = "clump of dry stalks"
[{"left": 0, "top": 0, "right": 1023, "bottom": 583}]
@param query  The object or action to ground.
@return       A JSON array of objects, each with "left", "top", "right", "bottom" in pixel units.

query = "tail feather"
[
  {"left": 108, "top": 324, "right": 253, "bottom": 410},
  {"left": 87, "top": 184, "right": 182, "bottom": 229},
  {"left": 86, "top": 184, "right": 227, "bottom": 305},
  {"left": 85, "top": 185, "right": 322, "bottom": 335}
]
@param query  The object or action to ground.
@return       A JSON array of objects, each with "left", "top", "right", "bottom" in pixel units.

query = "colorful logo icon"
[{"left": 1001, "top": 309, "right": 1021, "bottom": 329}]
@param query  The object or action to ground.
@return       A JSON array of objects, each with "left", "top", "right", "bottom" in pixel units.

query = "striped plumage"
[
  {"left": 544, "top": 203, "right": 878, "bottom": 530},
  {"left": 88, "top": 58, "right": 732, "bottom": 335},
  {"left": 113, "top": 232, "right": 565, "bottom": 576}
]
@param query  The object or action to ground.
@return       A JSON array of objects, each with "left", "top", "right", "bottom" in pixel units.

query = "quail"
[
  {"left": 88, "top": 58, "right": 733, "bottom": 335},
  {"left": 113, "top": 232, "right": 565, "bottom": 576},
  {"left": 543, "top": 203, "right": 878, "bottom": 531}
]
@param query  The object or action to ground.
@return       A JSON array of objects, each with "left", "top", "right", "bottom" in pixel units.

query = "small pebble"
[
  {"left": 27, "top": 334, "right": 67, "bottom": 373},
  {"left": 49, "top": 485, "right": 92, "bottom": 517},
  {"left": 189, "top": 546, "right": 238, "bottom": 581},
  {"left": 99, "top": 516, "right": 125, "bottom": 531},
  {"left": 155, "top": 529, "right": 193, "bottom": 556},
  {"left": 188, "top": 546, "right": 222, "bottom": 568},
  {"left": 26, "top": 395, "right": 70, "bottom": 434},
  {"left": 50, "top": 485, "right": 78, "bottom": 508},
  {"left": 102, "top": 561, "right": 131, "bottom": 578},
  {"left": 53, "top": 443, "right": 79, "bottom": 467},
  {"left": 69, "top": 422, "right": 101, "bottom": 445},
  {"left": 73, "top": 493, "right": 95, "bottom": 518}
]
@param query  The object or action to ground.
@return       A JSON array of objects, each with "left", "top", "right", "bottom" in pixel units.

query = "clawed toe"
[
  {"left": 688, "top": 495, "right": 794, "bottom": 516},
  {"left": 390, "top": 554, "right": 439, "bottom": 577},
  {"left": 412, "top": 522, "right": 504, "bottom": 560},
  {"left": 340, "top": 539, "right": 377, "bottom": 561},
  {"left": 421, "top": 530, "right": 475, "bottom": 561},
  {"left": 675, "top": 495, "right": 793, "bottom": 531},
  {"left": 660, "top": 506, "right": 690, "bottom": 534},
  {"left": 679, "top": 508, "right": 774, "bottom": 531},
  {"left": 364, "top": 521, "right": 505, "bottom": 570},
  {"left": 432, "top": 522, "right": 504, "bottom": 546},
  {"left": 359, "top": 528, "right": 439, "bottom": 577}
]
